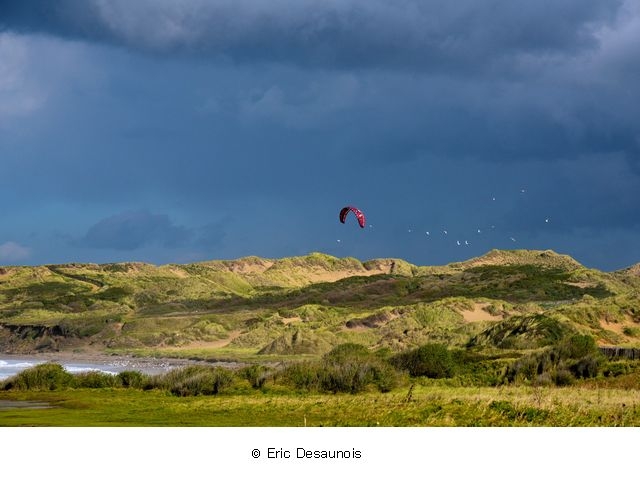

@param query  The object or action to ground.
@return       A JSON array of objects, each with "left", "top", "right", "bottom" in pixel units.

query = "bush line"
[{"left": 1, "top": 337, "right": 633, "bottom": 395}]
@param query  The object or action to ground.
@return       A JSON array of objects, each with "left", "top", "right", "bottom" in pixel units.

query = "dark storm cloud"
[
  {"left": 3, "top": 0, "right": 640, "bottom": 271},
  {"left": 501, "top": 154, "right": 640, "bottom": 234},
  {"left": 78, "top": 210, "right": 192, "bottom": 250},
  {"left": 0, "top": 0, "right": 622, "bottom": 71},
  {"left": 194, "top": 219, "right": 230, "bottom": 248}
]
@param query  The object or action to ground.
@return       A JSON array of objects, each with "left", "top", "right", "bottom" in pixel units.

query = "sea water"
[{"left": 0, "top": 356, "right": 179, "bottom": 381}]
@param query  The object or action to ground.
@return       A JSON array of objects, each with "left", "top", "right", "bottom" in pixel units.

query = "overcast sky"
[{"left": 1, "top": 0, "right": 639, "bottom": 270}]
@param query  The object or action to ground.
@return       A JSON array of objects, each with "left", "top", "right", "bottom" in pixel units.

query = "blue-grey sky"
[{"left": 1, "top": 0, "right": 639, "bottom": 270}]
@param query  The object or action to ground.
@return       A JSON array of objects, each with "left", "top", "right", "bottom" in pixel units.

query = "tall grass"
[
  {"left": 504, "top": 334, "right": 603, "bottom": 385},
  {"left": 2, "top": 363, "right": 74, "bottom": 391},
  {"left": 281, "top": 343, "right": 402, "bottom": 393},
  {"left": 4, "top": 381, "right": 640, "bottom": 426},
  {"left": 145, "top": 365, "right": 236, "bottom": 396}
]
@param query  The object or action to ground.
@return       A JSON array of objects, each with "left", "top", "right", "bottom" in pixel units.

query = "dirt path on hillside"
[{"left": 167, "top": 330, "right": 243, "bottom": 350}]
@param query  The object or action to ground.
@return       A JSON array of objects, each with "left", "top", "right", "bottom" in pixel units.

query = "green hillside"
[{"left": 1, "top": 249, "right": 639, "bottom": 361}]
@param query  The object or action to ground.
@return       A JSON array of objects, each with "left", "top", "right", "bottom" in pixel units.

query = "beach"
[{"left": 0, "top": 352, "right": 218, "bottom": 381}]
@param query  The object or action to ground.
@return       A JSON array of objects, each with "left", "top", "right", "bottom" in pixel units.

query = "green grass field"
[{"left": 2, "top": 379, "right": 639, "bottom": 427}]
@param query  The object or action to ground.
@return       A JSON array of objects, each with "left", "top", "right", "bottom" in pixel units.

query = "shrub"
[
  {"left": 281, "top": 343, "right": 400, "bottom": 394},
  {"left": 552, "top": 368, "right": 575, "bottom": 386},
  {"left": 391, "top": 343, "right": 456, "bottom": 378},
  {"left": 117, "top": 370, "right": 150, "bottom": 389},
  {"left": 2, "top": 363, "right": 73, "bottom": 391},
  {"left": 503, "top": 334, "right": 603, "bottom": 384},
  {"left": 503, "top": 354, "right": 541, "bottom": 383},
  {"left": 322, "top": 343, "right": 370, "bottom": 362},
  {"left": 559, "top": 334, "right": 598, "bottom": 359},
  {"left": 281, "top": 361, "right": 321, "bottom": 391},
  {"left": 534, "top": 372, "right": 554, "bottom": 386},
  {"left": 569, "top": 355, "right": 601, "bottom": 379},
  {"left": 319, "top": 343, "right": 400, "bottom": 393},
  {"left": 602, "top": 361, "right": 631, "bottom": 377},
  {"left": 73, "top": 371, "right": 121, "bottom": 388},
  {"left": 369, "top": 363, "right": 401, "bottom": 393},
  {"left": 239, "top": 364, "right": 273, "bottom": 389},
  {"left": 150, "top": 365, "right": 236, "bottom": 396}
]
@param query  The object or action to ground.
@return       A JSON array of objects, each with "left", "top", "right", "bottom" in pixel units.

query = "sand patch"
[
  {"left": 599, "top": 319, "right": 626, "bottom": 335},
  {"left": 168, "top": 268, "right": 189, "bottom": 278},
  {"left": 461, "top": 303, "right": 502, "bottom": 322},
  {"left": 281, "top": 316, "right": 302, "bottom": 325},
  {"left": 300, "top": 268, "right": 384, "bottom": 284},
  {"left": 564, "top": 281, "right": 598, "bottom": 288},
  {"left": 598, "top": 317, "right": 640, "bottom": 344},
  {"left": 228, "top": 259, "right": 275, "bottom": 274},
  {"left": 161, "top": 330, "right": 243, "bottom": 350}
]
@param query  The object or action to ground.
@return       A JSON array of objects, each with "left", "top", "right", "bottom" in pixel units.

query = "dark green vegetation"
[{"left": 2, "top": 249, "right": 640, "bottom": 425}]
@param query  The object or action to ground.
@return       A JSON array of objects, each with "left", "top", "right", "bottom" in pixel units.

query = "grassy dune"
[{"left": 2, "top": 249, "right": 638, "bottom": 359}]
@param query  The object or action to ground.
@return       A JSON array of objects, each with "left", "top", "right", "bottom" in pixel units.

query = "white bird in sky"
[
  {"left": 510, "top": 237, "right": 516, "bottom": 242},
  {"left": 456, "top": 240, "right": 461, "bottom": 246}
]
